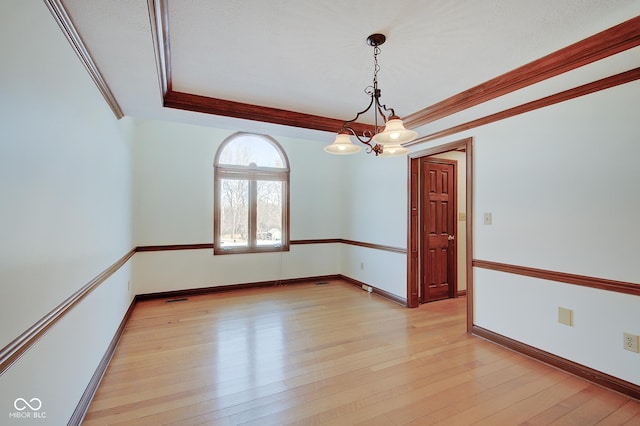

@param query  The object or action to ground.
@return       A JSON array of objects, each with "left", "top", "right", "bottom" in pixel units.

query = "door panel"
[{"left": 421, "top": 159, "right": 456, "bottom": 303}]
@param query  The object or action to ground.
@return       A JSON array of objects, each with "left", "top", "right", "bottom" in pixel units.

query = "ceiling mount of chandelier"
[{"left": 324, "top": 33, "right": 417, "bottom": 157}]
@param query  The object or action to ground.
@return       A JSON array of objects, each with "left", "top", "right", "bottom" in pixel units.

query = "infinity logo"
[{"left": 14, "top": 398, "right": 42, "bottom": 411}]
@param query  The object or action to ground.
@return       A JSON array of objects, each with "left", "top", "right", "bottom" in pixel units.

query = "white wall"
[
  {"left": 341, "top": 153, "right": 408, "bottom": 248},
  {"left": 0, "top": 2, "right": 133, "bottom": 423},
  {"left": 339, "top": 151, "right": 408, "bottom": 298},
  {"left": 472, "top": 82, "right": 639, "bottom": 279},
  {"left": 132, "top": 119, "right": 343, "bottom": 294},
  {"left": 2, "top": 4, "right": 637, "bottom": 422},
  {"left": 131, "top": 118, "right": 412, "bottom": 298},
  {"left": 340, "top": 245, "right": 407, "bottom": 298},
  {"left": 416, "top": 80, "right": 640, "bottom": 385}
]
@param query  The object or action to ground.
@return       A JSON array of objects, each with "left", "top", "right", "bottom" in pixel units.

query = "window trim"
[{"left": 213, "top": 132, "right": 290, "bottom": 255}]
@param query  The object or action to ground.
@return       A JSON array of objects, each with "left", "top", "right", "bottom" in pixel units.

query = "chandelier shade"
[
  {"left": 324, "top": 131, "right": 362, "bottom": 154},
  {"left": 378, "top": 143, "right": 409, "bottom": 157},
  {"left": 325, "top": 33, "right": 416, "bottom": 157},
  {"left": 371, "top": 117, "right": 418, "bottom": 145}
]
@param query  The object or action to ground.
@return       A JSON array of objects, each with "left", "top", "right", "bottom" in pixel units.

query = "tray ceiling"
[{"left": 60, "top": 0, "right": 640, "bottom": 139}]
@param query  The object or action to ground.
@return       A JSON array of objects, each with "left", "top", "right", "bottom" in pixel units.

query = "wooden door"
[{"left": 421, "top": 159, "right": 457, "bottom": 302}]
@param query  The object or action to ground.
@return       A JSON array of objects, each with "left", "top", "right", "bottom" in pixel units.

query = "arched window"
[{"left": 214, "top": 133, "right": 290, "bottom": 254}]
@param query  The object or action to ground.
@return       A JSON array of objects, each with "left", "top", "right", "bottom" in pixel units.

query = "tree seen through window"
[{"left": 214, "top": 133, "right": 290, "bottom": 254}]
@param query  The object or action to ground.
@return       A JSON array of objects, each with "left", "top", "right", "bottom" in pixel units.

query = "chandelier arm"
[
  {"left": 376, "top": 102, "right": 396, "bottom": 120},
  {"left": 350, "top": 129, "right": 375, "bottom": 145},
  {"left": 339, "top": 93, "right": 376, "bottom": 131},
  {"left": 341, "top": 125, "right": 374, "bottom": 146}
]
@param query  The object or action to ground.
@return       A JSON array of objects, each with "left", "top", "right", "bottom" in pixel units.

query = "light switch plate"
[
  {"left": 558, "top": 307, "right": 573, "bottom": 326},
  {"left": 483, "top": 212, "right": 492, "bottom": 225}
]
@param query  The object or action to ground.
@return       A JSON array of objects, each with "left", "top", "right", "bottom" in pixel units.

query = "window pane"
[
  {"left": 218, "top": 135, "right": 285, "bottom": 168},
  {"left": 256, "top": 181, "right": 283, "bottom": 247},
  {"left": 220, "top": 179, "right": 249, "bottom": 248},
  {"left": 214, "top": 133, "right": 290, "bottom": 255}
]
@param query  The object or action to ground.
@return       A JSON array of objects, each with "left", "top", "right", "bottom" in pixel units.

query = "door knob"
[{"left": 448, "top": 235, "right": 455, "bottom": 241}]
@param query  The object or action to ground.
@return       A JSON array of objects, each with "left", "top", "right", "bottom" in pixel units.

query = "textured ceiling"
[{"left": 62, "top": 0, "right": 640, "bottom": 140}]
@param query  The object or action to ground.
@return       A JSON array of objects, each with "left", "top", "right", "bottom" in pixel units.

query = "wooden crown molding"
[
  {"left": 148, "top": 2, "right": 639, "bottom": 135},
  {"left": 44, "top": 0, "right": 124, "bottom": 119},
  {"left": 403, "top": 15, "right": 640, "bottom": 129},
  {"left": 150, "top": 0, "right": 373, "bottom": 135},
  {"left": 45, "top": 1, "right": 640, "bottom": 132},
  {"left": 164, "top": 91, "right": 375, "bottom": 135},
  {"left": 407, "top": 67, "right": 640, "bottom": 145},
  {"left": 147, "top": 0, "right": 171, "bottom": 97}
]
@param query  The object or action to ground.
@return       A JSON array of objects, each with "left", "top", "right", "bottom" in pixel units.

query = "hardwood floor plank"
[
  {"left": 471, "top": 375, "right": 592, "bottom": 425},
  {"left": 522, "top": 386, "right": 612, "bottom": 425},
  {"left": 83, "top": 280, "right": 639, "bottom": 425},
  {"left": 227, "top": 349, "right": 543, "bottom": 425},
  {"left": 548, "top": 388, "right": 632, "bottom": 426},
  {"left": 230, "top": 350, "right": 482, "bottom": 424},
  {"left": 596, "top": 400, "right": 640, "bottom": 425}
]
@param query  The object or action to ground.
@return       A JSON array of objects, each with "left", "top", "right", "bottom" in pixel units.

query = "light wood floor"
[{"left": 84, "top": 280, "right": 640, "bottom": 425}]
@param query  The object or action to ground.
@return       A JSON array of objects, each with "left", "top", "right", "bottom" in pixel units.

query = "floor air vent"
[{"left": 166, "top": 297, "right": 188, "bottom": 303}]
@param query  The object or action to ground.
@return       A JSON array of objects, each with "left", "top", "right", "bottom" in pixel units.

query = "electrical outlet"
[
  {"left": 558, "top": 307, "right": 573, "bottom": 326},
  {"left": 623, "top": 332, "right": 639, "bottom": 353}
]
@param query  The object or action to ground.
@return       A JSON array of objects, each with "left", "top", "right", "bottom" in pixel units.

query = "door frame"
[
  {"left": 421, "top": 157, "right": 458, "bottom": 303},
  {"left": 407, "top": 137, "right": 474, "bottom": 332}
]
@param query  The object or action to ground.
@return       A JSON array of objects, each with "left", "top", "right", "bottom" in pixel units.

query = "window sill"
[{"left": 213, "top": 245, "right": 290, "bottom": 255}]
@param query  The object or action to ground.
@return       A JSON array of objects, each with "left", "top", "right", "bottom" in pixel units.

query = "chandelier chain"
[
  {"left": 363, "top": 46, "right": 381, "bottom": 97},
  {"left": 373, "top": 45, "right": 381, "bottom": 91}
]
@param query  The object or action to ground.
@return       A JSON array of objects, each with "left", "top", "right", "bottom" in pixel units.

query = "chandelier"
[{"left": 324, "top": 34, "right": 416, "bottom": 157}]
